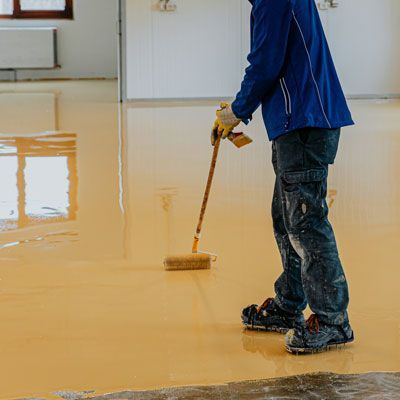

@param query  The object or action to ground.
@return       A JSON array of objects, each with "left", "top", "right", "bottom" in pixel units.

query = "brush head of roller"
[{"left": 164, "top": 253, "right": 212, "bottom": 271}]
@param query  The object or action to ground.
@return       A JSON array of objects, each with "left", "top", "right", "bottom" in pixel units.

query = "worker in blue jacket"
[{"left": 213, "top": 0, "right": 354, "bottom": 354}]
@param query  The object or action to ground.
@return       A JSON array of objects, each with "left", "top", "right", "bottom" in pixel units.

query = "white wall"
[
  {"left": 125, "top": 0, "right": 243, "bottom": 99},
  {"left": 0, "top": 0, "right": 118, "bottom": 80},
  {"left": 124, "top": 0, "right": 400, "bottom": 100},
  {"left": 322, "top": 0, "right": 400, "bottom": 96}
]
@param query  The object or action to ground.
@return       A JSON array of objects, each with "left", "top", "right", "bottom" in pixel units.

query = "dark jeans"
[{"left": 272, "top": 127, "right": 349, "bottom": 326}]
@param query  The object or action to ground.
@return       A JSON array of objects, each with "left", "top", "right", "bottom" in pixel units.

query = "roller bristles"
[{"left": 164, "top": 253, "right": 212, "bottom": 271}]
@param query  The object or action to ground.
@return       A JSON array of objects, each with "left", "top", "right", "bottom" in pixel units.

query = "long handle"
[{"left": 192, "top": 133, "right": 222, "bottom": 253}]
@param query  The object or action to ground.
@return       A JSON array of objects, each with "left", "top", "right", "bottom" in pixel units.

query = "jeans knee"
[
  {"left": 281, "top": 168, "right": 328, "bottom": 234},
  {"left": 288, "top": 233, "right": 307, "bottom": 260}
]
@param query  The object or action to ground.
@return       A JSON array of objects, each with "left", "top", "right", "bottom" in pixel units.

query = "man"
[{"left": 213, "top": 0, "right": 354, "bottom": 354}]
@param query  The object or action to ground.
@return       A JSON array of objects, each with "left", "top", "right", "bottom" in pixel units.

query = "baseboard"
[
  {"left": 125, "top": 95, "right": 400, "bottom": 103},
  {"left": 346, "top": 94, "right": 400, "bottom": 99},
  {"left": 125, "top": 97, "right": 232, "bottom": 106},
  {"left": 0, "top": 77, "right": 118, "bottom": 83}
]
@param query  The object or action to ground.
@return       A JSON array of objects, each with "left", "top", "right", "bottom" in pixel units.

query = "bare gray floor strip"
[{"left": 24, "top": 372, "right": 399, "bottom": 400}]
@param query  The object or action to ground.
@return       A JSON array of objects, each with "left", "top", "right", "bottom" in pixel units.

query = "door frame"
[{"left": 118, "top": 0, "right": 127, "bottom": 102}]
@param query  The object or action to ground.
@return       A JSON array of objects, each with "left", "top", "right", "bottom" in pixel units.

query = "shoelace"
[
  {"left": 256, "top": 298, "right": 274, "bottom": 314},
  {"left": 248, "top": 298, "right": 274, "bottom": 329},
  {"left": 306, "top": 314, "right": 320, "bottom": 333}
]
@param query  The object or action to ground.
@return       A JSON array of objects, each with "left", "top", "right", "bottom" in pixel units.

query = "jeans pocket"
[{"left": 281, "top": 169, "right": 327, "bottom": 232}]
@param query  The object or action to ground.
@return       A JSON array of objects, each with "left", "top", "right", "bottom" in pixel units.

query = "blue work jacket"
[{"left": 231, "top": 0, "right": 354, "bottom": 141}]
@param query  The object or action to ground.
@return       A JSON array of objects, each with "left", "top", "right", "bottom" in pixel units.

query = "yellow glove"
[
  {"left": 210, "top": 121, "right": 220, "bottom": 146},
  {"left": 215, "top": 102, "right": 241, "bottom": 140}
]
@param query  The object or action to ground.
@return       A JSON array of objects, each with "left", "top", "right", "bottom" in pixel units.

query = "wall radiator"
[{"left": 0, "top": 27, "right": 59, "bottom": 80}]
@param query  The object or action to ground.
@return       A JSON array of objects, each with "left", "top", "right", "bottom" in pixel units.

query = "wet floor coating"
[{"left": 0, "top": 81, "right": 399, "bottom": 399}]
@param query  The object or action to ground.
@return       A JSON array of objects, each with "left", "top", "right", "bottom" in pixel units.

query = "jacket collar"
[{"left": 248, "top": 0, "right": 255, "bottom": 4}]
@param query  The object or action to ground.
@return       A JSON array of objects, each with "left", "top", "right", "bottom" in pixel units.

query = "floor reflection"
[
  {"left": 0, "top": 91, "right": 59, "bottom": 134},
  {"left": 0, "top": 133, "right": 77, "bottom": 232},
  {"left": 0, "top": 81, "right": 123, "bottom": 264}
]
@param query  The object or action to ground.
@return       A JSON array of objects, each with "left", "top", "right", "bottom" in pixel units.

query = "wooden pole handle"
[{"left": 192, "top": 133, "right": 222, "bottom": 252}]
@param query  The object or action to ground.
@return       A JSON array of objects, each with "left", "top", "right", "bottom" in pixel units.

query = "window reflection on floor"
[
  {"left": 0, "top": 156, "right": 18, "bottom": 231},
  {"left": 0, "top": 133, "right": 77, "bottom": 231},
  {"left": 25, "top": 156, "right": 69, "bottom": 220}
]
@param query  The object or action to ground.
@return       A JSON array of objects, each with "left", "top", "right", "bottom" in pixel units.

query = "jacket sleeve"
[{"left": 232, "top": 0, "right": 292, "bottom": 123}]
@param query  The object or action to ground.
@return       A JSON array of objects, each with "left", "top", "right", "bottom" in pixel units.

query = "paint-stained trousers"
[{"left": 272, "top": 127, "right": 349, "bottom": 326}]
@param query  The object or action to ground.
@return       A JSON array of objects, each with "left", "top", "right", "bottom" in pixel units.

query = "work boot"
[
  {"left": 241, "top": 298, "right": 304, "bottom": 333},
  {"left": 285, "top": 314, "right": 354, "bottom": 354}
]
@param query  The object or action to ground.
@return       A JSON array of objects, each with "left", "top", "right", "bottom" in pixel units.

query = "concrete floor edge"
[{"left": 19, "top": 372, "right": 400, "bottom": 400}]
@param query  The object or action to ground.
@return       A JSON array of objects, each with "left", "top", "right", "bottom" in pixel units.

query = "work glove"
[
  {"left": 210, "top": 121, "right": 220, "bottom": 147},
  {"left": 211, "top": 102, "right": 241, "bottom": 145}
]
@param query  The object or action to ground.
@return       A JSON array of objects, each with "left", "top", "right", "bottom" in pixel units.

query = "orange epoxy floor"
[{"left": 0, "top": 81, "right": 399, "bottom": 399}]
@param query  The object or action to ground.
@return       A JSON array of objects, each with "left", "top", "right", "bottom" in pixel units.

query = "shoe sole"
[
  {"left": 286, "top": 336, "right": 355, "bottom": 355},
  {"left": 243, "top": 323, "right": 289, "bottom": 334}
]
